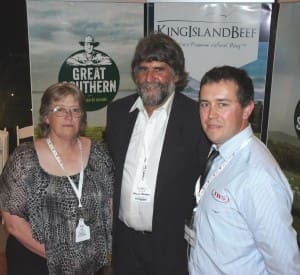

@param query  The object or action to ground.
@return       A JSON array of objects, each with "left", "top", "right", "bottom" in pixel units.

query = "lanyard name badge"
[
  {"left": 46, "top": 138, "right": 90, "bottom": 242},
  {"left": 184, "top": 136, "right": 252, "bottom": 248},
  {"left": 132, "top": 156, "right": 152, "bottom": 202},
  {"left": 132, "top": 131, "right": 152, "bottom": 203}
]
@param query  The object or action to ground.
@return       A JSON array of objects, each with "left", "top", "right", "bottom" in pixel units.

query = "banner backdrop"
[
  {"left": 27, "top": 2, "right": 272, "bottom": 138},
  {"left": 267, "top": 2, "right": 300, "bottom": 237},
  {"left": 27, "top": 1, "right": 144, "bottom": 135},
  {"left": 153, "top": 3, "right": 272, "bottom": 134}
]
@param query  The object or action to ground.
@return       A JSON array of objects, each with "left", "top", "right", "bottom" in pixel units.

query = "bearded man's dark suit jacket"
[{"left": 105, "top": 92, "right": 210, "bottom": 275}]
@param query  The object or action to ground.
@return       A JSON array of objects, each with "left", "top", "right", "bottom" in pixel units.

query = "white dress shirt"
[
  {"left": 189, "top": 125, "right": 300, "bottom": 274},
  {"left": 119, "top": 93, "right": 174, "bottom": 231}
]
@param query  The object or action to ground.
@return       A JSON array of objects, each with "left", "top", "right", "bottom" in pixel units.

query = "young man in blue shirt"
[{"left": 189, "top": 65, "right": 300, "bottom": 274}]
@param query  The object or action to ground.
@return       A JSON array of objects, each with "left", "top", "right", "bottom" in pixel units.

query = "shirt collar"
[
  {"left": 129, "top": 91, "right": 175, "bottom": 117},
  {"left": 214, "top": 125, "right": 254, "bottom": 161}
]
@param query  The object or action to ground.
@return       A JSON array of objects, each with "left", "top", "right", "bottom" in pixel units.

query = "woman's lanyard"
[{"left": 46, "top": 138, "right": 84, "bottom": 207}]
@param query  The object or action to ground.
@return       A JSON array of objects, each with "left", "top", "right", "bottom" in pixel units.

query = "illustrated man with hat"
[{"left": 67, "top": 35, "right": 111, "bottom": 66}]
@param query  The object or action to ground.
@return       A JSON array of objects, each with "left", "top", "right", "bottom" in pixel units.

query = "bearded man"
[{"left": 105, "top": 32, "right": 210, "bottom": 275}]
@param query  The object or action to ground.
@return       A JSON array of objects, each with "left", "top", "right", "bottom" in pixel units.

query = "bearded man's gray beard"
[{"left": 137, "top": 81, "right": 175, "bottom": 106}]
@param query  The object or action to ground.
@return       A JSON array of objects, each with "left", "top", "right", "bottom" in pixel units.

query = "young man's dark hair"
[{"left": 200, "top": 65, "right": 254, "bottom": 107}]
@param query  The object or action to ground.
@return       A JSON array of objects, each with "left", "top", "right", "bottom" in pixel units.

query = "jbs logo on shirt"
[{"left": 212, "top": 189, "right": 229, "bottom": 203}]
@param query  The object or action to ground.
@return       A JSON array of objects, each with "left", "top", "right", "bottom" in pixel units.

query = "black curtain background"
[{"left": 0, "top": 0, "right": 32, "bottom": 152}]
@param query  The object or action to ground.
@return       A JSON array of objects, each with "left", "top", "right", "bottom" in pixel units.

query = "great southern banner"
[{"left": 27, "top": 1, "right": 144, "bottom": 133}]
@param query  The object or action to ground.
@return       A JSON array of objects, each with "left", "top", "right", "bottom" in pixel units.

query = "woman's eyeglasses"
[{"left": 50, "top": 106, "right": 82, "bottom": 117}]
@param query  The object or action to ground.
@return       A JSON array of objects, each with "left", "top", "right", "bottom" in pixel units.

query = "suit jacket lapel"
[{"left": 153, "top": 93, "right": 184, "bottom": 211}]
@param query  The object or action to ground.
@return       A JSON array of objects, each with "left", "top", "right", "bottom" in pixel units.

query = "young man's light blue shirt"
[{"left": 189, "top": 125, "right": 300, "bottom": 274}]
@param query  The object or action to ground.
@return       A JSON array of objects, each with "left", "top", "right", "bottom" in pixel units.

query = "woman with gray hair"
[{"left": 0, "top": 82, "right": 113, "bottom": 274}]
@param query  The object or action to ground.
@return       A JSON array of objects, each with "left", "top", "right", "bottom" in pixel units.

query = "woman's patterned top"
[{"left": 0, "top": 140, "right": 114, "bottom": 275}]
